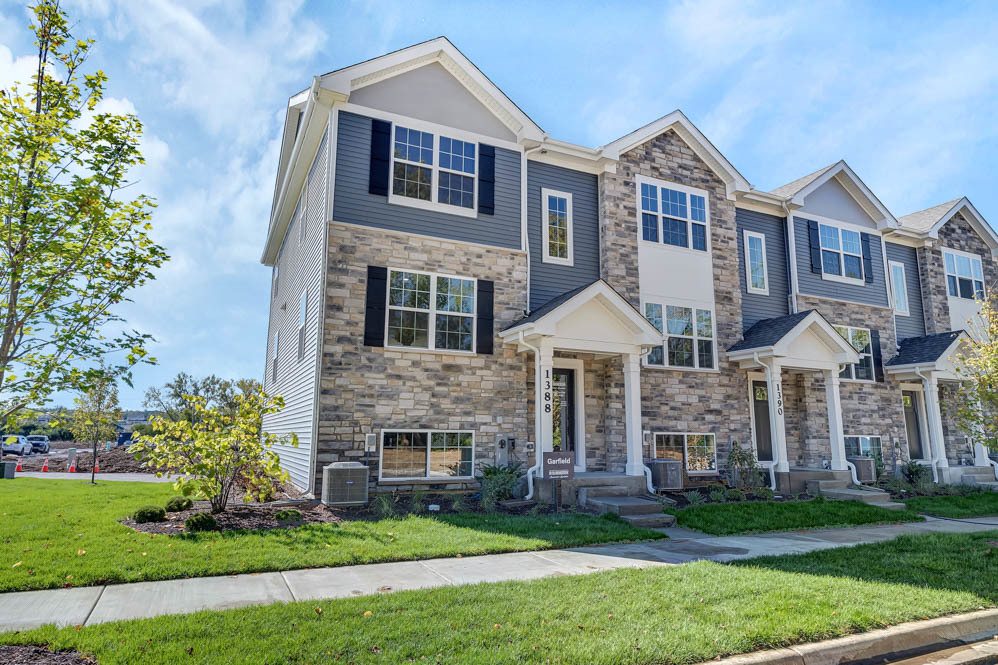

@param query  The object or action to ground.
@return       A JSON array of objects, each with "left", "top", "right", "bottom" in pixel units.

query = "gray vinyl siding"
[
  {"left": 736, "top": 209, "right": 790, "bottom": 331},
  {"left": 794, "top": 217, "right": 890, "bottom": 307},
  {"left": 262, "top": 131, "right": 327, "bottom": 491},
  {"left": 527, "top": 161, "right": 600, "bottom": 309},
  {"left": 333, "top": 111, "right": 521, "bottom": 249},
  {"left": 886, "top": 242, "right": 926, "bottom": 340}
]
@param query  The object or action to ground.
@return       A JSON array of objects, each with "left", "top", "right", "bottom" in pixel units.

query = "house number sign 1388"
[{"left": 543, "top": 369, "right": 552, "bottom": 413}]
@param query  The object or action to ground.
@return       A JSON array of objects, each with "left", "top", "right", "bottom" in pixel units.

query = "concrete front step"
[
  {"left": 587, "top": 495, "right": 663, "bottom": 516},
  {"left": 577, "top": 486, "right": 630, "bottom": 505},
  {"left": 805, "top": 479, "right": 850, "bottom": 494},
  {"left": 621, "top": 512, "right": 676, "bottom": 528},
  {"left": 820, "top": 487, "right": 906, "bottom": 510}
]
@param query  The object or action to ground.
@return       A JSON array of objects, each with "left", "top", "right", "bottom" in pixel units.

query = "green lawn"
[
  {"left": 3, "top": 531, "right": 995, "bottom": 665},
  {"left": 903, "top": 492, "right": 998, "bottom": 518},
  {"left": 0, "top": 478, "right": 662, "bottom": 592},
  {"left": 668, "top": 497, "right": 922, "bottom": 535}
]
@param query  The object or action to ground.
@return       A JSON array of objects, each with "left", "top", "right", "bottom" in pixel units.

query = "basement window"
[{"left": 380, "top": 430, "right": 474, "bottom": 480}]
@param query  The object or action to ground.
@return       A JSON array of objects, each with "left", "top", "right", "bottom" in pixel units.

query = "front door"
[
  {"left": 903, "top": 390, "right": 925, "bottom": 460},
  {"left": 551, "top": 368, "right": 576, "bottom": 462},
  {"left": 752, "top": 380, "right": 774, "bottom": 462}
]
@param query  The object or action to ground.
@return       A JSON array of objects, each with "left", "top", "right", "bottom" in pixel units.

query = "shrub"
[
  {"left": 185, "top": 513, "right": 217, "bottom": 532},
  {"left": 133, "top": 505, "right": 166, "bottom": 523},
  {"left": 600, "top": 511, "right": 624, "bottom": 522},
  {"left": 373, "top": 493, "right": 397, "bottom": 519},
  {"left": 681, "top": 490, "right": 705, "bottom": 506},
  {"left": 707, "top": 482, "right": 726, "bottom": 494},
  {"left": 754, "top": 487, "right": 775, "bottom": 501},
  {"left": 274, "top": 509, "right": 303, "bottom": 524},
  {"left": 480, "top": 492, "right": 497, "bottom": 513},
  {"left": 479, "top": 462, "right": 523, "bottom": 504},
  {"left": 901, "top": 459, "right": 931, "bottom": 486},
  {"left": 725, "top": 489, "right": 746, "bottom": 502},
  {"left": 450, "top": 494, "right": 466, "bottom": 513},
  {"left": 409, "top": 489, "right": 426, "bottom": 514},
  {"left": 165, "top": 496, "right": 192, "bottom": 512},
  {"left": 728, "top": 441, "right": 763, "bottom": 488},
  {"left": 708, "top": 488, "right": 727, "bottom": 503}
]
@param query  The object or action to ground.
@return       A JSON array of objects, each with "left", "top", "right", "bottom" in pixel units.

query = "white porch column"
[
  {"left": 538, "top": 339, "right": 555, "bottom": 462},
  {"left": 765, "top": 360, "right": 790, "bottom": 473},
  {"left": 922, "top": 372, "right": 949, "bottom": 469},
  {"left": 623, "top": 352, "right": 645, "bottom": 477},
  {"left": 823, "top": 368, "right": 847, "bottom": 471}
]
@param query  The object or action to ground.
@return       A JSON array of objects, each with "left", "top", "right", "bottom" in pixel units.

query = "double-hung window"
[
  {"left": 819, "top": 223, "right": 864, "bottom": 281},
  {"left": 889, "top": 261, "right": 909, "bottom": 315},
  {"left": 541, "top": 188, "right": 573, "bottom": 265},
  {"left": 944, "top": 250, "right": 985, "bottom": 300},
  {"left": 835, "top": 325, "right": 874, "bottom": 381},
  {"left": 380, "top": 430, "right": 474, "bottom": 479},
  {"left": 743, "top": 231, "right": 768, "bottom": 294},
  {"left": 653, "top": 433, "right": 717, "bottom": 474},
  {"left": 844, "top": 435, "right": 882, "bottom": 458},
  {"left": 391, "top": 125, "right": 476, "bottom": 214},
  {"left": 644, "top": 302, "right": 715, "bottom": 370},
  {"left": 386, "top": 269, "right": 476, "bottom": 352},
  {"left": 638, "top": 178, "right": 709, "bottom": 252},
  {"left": 297, "top": 290, "right": 307, "bottom": 361}
]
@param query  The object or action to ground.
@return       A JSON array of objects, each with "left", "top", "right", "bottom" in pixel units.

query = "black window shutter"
[
  {"left": 363, "top": 266, "right": 388, "bottom": 347},
  {"left": 870, "top": 329, "right": 885, "bottom": 383},
  {"left": 478, "top": 144, "right": 495, "bottom": 215},
  {"left": 860, "top": 233, "right": 874, "bottom": 284},
  {"left": 476, "top": 280, "right": 495, "bottom": 354},
  {"left": 368, "top": 119, "right": 391, "bottom": 196},
  {"left": 807, "top": 220, "right": 822, "bottom": 274}
]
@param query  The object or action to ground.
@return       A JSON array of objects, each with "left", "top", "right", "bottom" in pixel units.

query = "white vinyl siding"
[{"left": 262, "top": 129, "right": 329, "bottom": 491}]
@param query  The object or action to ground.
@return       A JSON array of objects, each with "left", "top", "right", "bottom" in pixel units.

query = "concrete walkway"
[
  {"left": 14, "top": 472, "right": 176, "bottom": 483},
  {"left": 3, "top": 515, "right": 997, "bottom": 632}
]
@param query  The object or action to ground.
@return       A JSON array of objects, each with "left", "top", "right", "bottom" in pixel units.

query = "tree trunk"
[{"left": 90, "top": 436, "right": 97, "bottom": 484}]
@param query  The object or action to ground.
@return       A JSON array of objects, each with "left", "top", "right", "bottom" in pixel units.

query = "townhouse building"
[{"left": 260, "top": 38, "right": 998, "bottom": 501}]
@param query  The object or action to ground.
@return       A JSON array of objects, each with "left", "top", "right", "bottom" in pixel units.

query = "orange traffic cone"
[
  {"left": 15, "top": 457, "right": 23, "bottom": 472},
  {"left": 41, "top": 457, "right": 49, "bottom": 472},
  {"left": 68, "top": 456, "right": 76, "bottom": 473},
  {"left": 93, "top": 456, "right": 99, "bottom": 474}
]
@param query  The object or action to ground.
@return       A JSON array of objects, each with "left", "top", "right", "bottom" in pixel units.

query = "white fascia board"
[
  {"left": 790, "top": 161, "right": 899, "bottom": 230},
  {"left": 599, "top": 110, "right": 752, "bottom": 199},
  {"left": 927, "top": 197, "right": 998, "bottom": 251},
  {"left": 772, "top": 313, "right": 861, "bottom": 362}
]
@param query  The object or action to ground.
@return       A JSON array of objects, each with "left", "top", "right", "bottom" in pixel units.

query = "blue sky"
[{"left": 2, "top": 0, "right": 997, "bottom": 408}]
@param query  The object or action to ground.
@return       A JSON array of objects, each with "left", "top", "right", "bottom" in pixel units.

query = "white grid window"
[
  {"left": 637, "top": 177, "right": 709, "bottom": 252},
  {"left": 653, "top": 432, "right": 717, "bottom": 474},
  {"left": 744, "top": 231, "right": 768, "bottom": 295},
  {"left": 944, "top": 250, "right": 985, "bottom": 300},
  {"left": 644, "top": 302, "right": 715, "bottom": 370},
  {"left": 835, "top": 325, "right": 874, "bottom": 381},
  {"left": 380, "top": 430, "right": 474, "bottom": 480},
  {"left": 541, "top": 188, "right": 573, "bottom": 265},
  {"left": 889, "top": 261, "right": 909, "bottom": 315},
  {"left": 386, "top": 269, "right": 476, "bottom": 353},
  {"left": 390, "top": 124, "right": 477, "bottom": 215},
  {"left": 820, "top": 224, "right": 864, "bottom": 281}
]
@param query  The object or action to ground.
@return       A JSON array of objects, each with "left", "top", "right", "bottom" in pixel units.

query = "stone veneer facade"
[
  {"left": 314, "top": 221, "right": 530, "bottom": 494},
  {"left": 600, "top": 129, "right": 753, "bottom": 479}
]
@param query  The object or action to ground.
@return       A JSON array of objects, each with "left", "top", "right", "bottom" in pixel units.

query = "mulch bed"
[
  {"left": 0, "top": 646, "right": 94, "bottom": 665},
  {"left": 664, "top": 486, "right": 809, "bottom": 508},
  {"left": 122, "top": 500, "right": 344, "bottom": 534}
]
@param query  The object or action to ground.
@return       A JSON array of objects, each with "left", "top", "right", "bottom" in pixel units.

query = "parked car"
[
  {"left": 26, "top": 435, "right": 50, "bottom": 453},
  {"left": 2, "top": 435, "right": 32, "bottom": 456}
]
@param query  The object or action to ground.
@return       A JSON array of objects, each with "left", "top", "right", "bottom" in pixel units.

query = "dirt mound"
[{"left": 19, "top": 444, "right": 150, "bottom": 473}]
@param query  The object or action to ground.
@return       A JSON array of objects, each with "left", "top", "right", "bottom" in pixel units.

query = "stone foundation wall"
[
  {"left": 315, "top": 222, "right": 531, "bottom": 494},
  {"left": 939, "top": 382, "right": 974, "bottom": 465}
]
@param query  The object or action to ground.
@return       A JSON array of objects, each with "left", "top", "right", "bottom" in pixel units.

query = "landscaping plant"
[
  {"left": 132, "top": 505, "right": 166, "bottom": 524},
  {"left": 372, "top": 493, "right": 397, "bottom": 519},
  {"left": 479, "top": 461, "right": 523, "bottom": 504},
  {"left": 950, "top": 292, "right": 998, "bottom": 453},
  {"left": 165, "top": 496, "right": 192, "bottom": 512},
  {"left": 131, "top": 388, "right": 296, "bottom": 513},
  {"left": 70, "top": 370, "right": 121, "bottom": 484},
  {"left": 184, "top": 513, "right": 217, "bottom": 532},
  {"left": 681, "top": 490, "right": 705, "bottom": 506},
  {"left": 754, "top": 487, "right": 775, "bottom": 501},
  {"left": 900, "top": 459, "right": 930, "bottom": 486},
  {"left": 727, "top": 441, "right": 764, "bottom": 488},
  {"left": 725, "top": 488, "right": 746, "bottom": 502},
  {"left": 274, "top": 509, "right": 303, "bottom": 525},
  {"left": 708, "top": 488, "right": 727, "bottom": 503},
  {"left": 409, "top": 489, "right": 426, "bottom": 514}
]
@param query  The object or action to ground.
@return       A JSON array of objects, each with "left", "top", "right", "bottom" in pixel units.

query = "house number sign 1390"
[{"left": 774, "top": 382, "right": 783, "bottom": 416}]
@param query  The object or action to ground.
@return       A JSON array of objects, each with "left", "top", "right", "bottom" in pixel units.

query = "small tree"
[
  {"left": 953, "top": 293, "right": 998, "bottom": 452},
  {"left": 132, "top": 388, "right": 296, "bottom": 513},
  {"left": 70, "top": 372, "right": 121, "bottom": 484}
]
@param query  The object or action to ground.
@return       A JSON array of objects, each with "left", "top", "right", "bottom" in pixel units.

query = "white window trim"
[
  {"left": 817, "top": 220, "right": 865, "bottom": 286},
  {"left": 651, "top": 431, "right": 718, "bottom": 475},
  {"left": 642, "top": 300, "right": 718, "bottom": 372},
  {"left": 540, "top": 187, "right": 573, "bottom": 266},
  {"left": 378, "top": 429, "right": 475, "bottom": 481},
  {"left": 743, "top": 230, "right": 769, "bottom": 295},
  {"left": 843, "top": 434, "right": 883, "bottom": 458},
  {"left": 384, "top": 267, "right": 477, "bottom": 355},
  {"left": 387, "top": 119, "right": 479, "bottom": 219},
  {"left": 942, "top": 247, "right": 986, "bottom": 301},
  {"left": 835, "top": 325, "right": 876, "bottom": 383},
  {"left": 634, "top": 175, "right": 711, "bottom": 255},
  {"left": 888, "top": 260, "right": 909, "bottom": 316}
]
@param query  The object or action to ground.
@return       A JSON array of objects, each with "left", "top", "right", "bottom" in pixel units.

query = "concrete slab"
[
  {"left": 281, "top": 560, "right": 446, "bottom": 601},
  {"left": 421, "top": 552, "right": 568, "bottom": 585},
  {"left": 531, "top": 547, "right": 676, "bottom": 571},
  {"left": 87, "top": 572, "right": 292, "bottom": 624},
  {"left": 0, "top": 586, "right": 103, "bottom": 632}
]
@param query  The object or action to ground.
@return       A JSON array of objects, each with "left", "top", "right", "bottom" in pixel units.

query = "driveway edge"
[{"left": 711, "top": 609, "right": 998, "bottom": 665}]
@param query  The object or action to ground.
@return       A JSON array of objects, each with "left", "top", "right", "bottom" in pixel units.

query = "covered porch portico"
[
  {"left": 728, "top": 311, "right": 862, "bottom": 493},
  {"left": 499, "top": 281, "right": 663, "bottom": 500}
]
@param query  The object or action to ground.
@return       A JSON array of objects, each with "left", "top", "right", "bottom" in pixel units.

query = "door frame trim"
[
  {"left": 554, "top": 358, "right": 586, "bottom": 472},
  {"left": 900, "top": 384, "right": 931, "bottom": 462},
  {"left": 747, "top": 371, "right": 768, "bottom": 462}
]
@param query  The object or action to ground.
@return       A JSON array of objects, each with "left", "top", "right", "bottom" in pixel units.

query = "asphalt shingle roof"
[
  {"left": 887, "top": 331, "right": 963, "bottom": 366},
  {"left": 897, "top": 199, "right": 962, "bottom": 233},
  {"left": 769, "top": 164, "right": 837, "bottom": 199},
  {"left": 502, "top": 281, "right": 600, "bottom": 331},
  {"left": 727, "top": 310, "right": 814, "bottom": 352}
]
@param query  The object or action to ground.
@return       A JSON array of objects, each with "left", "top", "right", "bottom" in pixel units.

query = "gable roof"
[
  {"left": 599, "top": 110, "right": 752, "bottom": 199},
  {"left": 726, "top": 309, "right": 860, "bottom": 366},
  {"left": 897, "top": 197, "right": 998, "bottom": 249},
  {"left": 502, "top": 282, "right": 597, "bottom": 331},
  {"left": 727, "top": 311, "right": 813, "bottom": 352},
  {"left": 769, "top": 160, "right": 898, "bottom": 230},
  {"left": 769, "top": 163, "right": 836, "bottom": 199},
  {"left": 887, "top": 331, "right": 965, "bottom": 368}
]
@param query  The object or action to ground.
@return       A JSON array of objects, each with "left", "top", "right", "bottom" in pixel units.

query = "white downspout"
[
  {"left": 521, "top": 144, "right": 545, "bottom": 315},
  {"left": 915, "top": 367, "right": 941, "bottom": 483},
  {"left": 753, "top": 352, "right": 778, "bottom": 492},
  {"left": 519, "top": 330, "right": 543, "bottom": 500}
]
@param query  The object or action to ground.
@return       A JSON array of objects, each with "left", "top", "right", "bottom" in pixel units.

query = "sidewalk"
[{"left": 3, "top": 515, "right": 997, "bottom": 633}]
